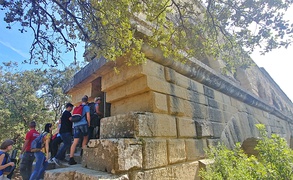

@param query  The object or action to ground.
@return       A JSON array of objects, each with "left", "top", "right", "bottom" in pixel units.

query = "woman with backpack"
[
  {"left": 29, "top": 123, "right": 52, "bottom": 180},
  {"left": 0, "top": 139, "right": 15, "bottom": 180}
]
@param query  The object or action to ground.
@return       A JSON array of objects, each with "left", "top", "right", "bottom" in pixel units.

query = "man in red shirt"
[{"left": 19, "top": 121, "right": 40, "bottom": 180}]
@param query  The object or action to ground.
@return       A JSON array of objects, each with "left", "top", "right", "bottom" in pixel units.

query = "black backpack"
[{"left": 88, "top": 102, "right": 101, "bottom": 127}]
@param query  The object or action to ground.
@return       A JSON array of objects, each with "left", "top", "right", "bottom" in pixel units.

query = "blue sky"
[
  {"left": 0, "top": 8, "right": 293, "bottom": 102},
  {"left": 0, "top": 12, "right": 85, "bottom": 71}
]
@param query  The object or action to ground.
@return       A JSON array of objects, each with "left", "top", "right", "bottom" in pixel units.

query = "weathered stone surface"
[
  {"left": 198, "top": 159, "right": 215, "bottom": 170},
  {"left": 100, "top": 112, "right": 177, "bottom": 139},
  {"left": 106, "top": 76, "right": 149, "bottom": 103},
  {"left": 207, "top": 97, "right": 219, "bottom": 109},
  {"left": 110, "top": 91, "right": 168, "bottom": 115},
  {"left": 164, "top": 66, "right": 205, "bottom": 95},
  {"left": 136, "top": 113, "right": 177, "bottom": 137},
  {"left": 45, "top": 164, "right": 129, "bottom": 180},
  {"left": 206, "top": 138, "right": 221, "bottom": 147},
  {"left": 70, "top": 83, "right": 93, "bottom": 105},
  {"left": 101, "top": 63, "right": 144, "bottom": 92},
  {"left": 184, "top": 101, "right": 208, "bottom": 120},
  {"left": 185, "top": 139, "right": 207, "bottom": 161},
  {"left": 151, "top": 92, "right": 168, "bottom": 113},
  {"left": 84, "top": 139, "right": 142, "bottom": 174},
  {"left": 130, "top": 161, "right": 200, "bottom": 180},
  {"left": 194, "top": 120, "right": 213, "bottom": 137},
  {"left": 176, "top": 117, "right": 197, "bottom": 138},
  {"left": 167, "top": 139, "right": 186, "bottom": 164},
  {"left": 211, "top": 122, "right": 226, "bottom": 138},
  {"left": 208, "top": 107, "right": 223, "bottom": 122},
  {"left": 146, "top": 76, "right": 189, "bottom": 100},
  {"left": 99, "top": 114, "right": 135, "bottom": 138},
  {"left": 167, "top": 95, "right": 185, "bottom": 116},
  {"left": 111, "top": 92, "right": 152, "bottom": 115},
  {"left": 142, "top": 139, "right": 168, "bottom": 169},
  {"left": 203, "top": 86, "right": 215, "bottom": 99}
]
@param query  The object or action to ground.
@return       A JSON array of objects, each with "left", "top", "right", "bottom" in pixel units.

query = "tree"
[
  {"left": 1, "top": 0, "right": 292, "bottom": 72},
  {"left": 200, "top": 124, "right": 293, "bottom": 179},
  {"left": 0, "top": 62, "right": 78, "bottom": 148},
  {"left": 40, "top": 65, "right": 80, "bottom": 121},
  {"left": 0, "top": 62, "right": 51, "bottom": 148}
]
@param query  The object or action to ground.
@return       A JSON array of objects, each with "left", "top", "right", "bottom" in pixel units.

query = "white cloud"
[{"left": 0, "top": 40, "right": 29, "bottom": 59}]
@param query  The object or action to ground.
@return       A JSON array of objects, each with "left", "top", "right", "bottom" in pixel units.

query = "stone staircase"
[{"left": 45, "top": 112, "right": 202, "bottom": 180}]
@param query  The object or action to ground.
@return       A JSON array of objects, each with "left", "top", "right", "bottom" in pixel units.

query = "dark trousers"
[
  {"left": 88, "top": 126, "right": 100, "bottom": 139},
  {"left": 50, "top": 136, "right": 63, "bottom": 159},
  {"left": 88, "top": 126, "right": 94, "bottom": 140},
  {"left": 55, "top": 132, "right": 72, "bottom": 160},
  {"left": 20, "top": 152, "right": 35, "bottom": 180}
]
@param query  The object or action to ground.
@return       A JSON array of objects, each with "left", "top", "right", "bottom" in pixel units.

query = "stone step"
[
  {"left": 44, "top": 164, "right": 129, "bottom": 180},
  {"left": 83, "top": 139, "right": 142, "bottom": 174}
]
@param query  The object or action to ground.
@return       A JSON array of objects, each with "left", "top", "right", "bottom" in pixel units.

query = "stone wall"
[{"left": 64, "top": 46, "right": 293, "bottom": 179}]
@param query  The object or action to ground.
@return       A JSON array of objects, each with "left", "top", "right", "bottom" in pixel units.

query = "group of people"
[{"left": 0, "top": 95, "right": 102, "bottom": 180}]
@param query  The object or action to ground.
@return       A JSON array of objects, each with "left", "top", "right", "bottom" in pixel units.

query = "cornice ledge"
[{"left": 141, "top": 44, "right": 292, "bottom": 122}]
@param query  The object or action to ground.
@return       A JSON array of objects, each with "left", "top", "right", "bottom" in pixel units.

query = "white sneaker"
[{"left": 52, "top": 157, "right": 61, "bottom": 166}]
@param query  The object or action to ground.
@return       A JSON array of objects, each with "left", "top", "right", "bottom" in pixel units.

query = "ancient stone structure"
[{"left": 45, "top": 43, "right": 293, "bottom": 179}]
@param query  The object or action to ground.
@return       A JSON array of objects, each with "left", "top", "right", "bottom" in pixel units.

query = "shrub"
[{"left": 200, "top": 124, "right": 293, "bottom": 180}]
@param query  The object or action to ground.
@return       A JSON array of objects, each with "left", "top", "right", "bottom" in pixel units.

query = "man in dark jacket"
[{"left": 52, "top": 103, "right": 73, "bottom": 166}]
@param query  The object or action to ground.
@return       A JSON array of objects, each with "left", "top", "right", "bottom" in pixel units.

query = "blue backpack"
[
  {"left": 0, "top": 151, "right": 15, "bottom": 175},
  {"left": 31, "top": 132, "right": 47, "bottom": 152}
]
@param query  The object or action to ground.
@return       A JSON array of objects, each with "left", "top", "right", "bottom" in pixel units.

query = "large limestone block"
[
  {"left": 100, "top": 112, "right": 177, "bottom": 139},
  {"left": 111, "top": 92, "right": 152, "bottom": 115},
  {"left": 110, "top": 91, "right": 168, "bottom": 115},
  {"left": 84, "top": 139, "right": 142, "bottom": 174},
  {"left": 130, "top": 161, "right": 200, "bottom": 180},
  {"left": 143, "top": 139, "right": 168, "bottom": 169},
  {"left": 185, "top": 139, "right": 207, "bottom": 161},
  {"left": 152, "top": 92, "right": 168, "bottom": 113},
  {"left": 147, "top": 76, "right": 189, "bottom": 100},
  {"left": 176, "top": 117, "right": 197, "bottom": 138},
  {"left": 102, "top": 59, "right": 165, "bottom": 92},
  {"left": 167, "top": 139, "right": 186, "bottom": 164},
  {"left": 70, "top": 83, "right": 93, "bottom": 105},
  {"left": 101, "top": 63, "right": 144, "bottom": 92},
  {"left": 106, "top": 76, "right": 149, "bottom": 103},
  {"left": 167, "top": 95, "right": 185, "bottom": 116},
  {"left": 194, "top": 120, "right": 213, "bottom": 138},
  {"left": 184, "top": 101, "right": 208, "bottom": 119},
  {"left": 208, "top": 107, "right": 223, "bottom": 122},
  {"left": 198, "top": 159, "right": 215, "bottom": 173},
  {"left": 194, "top": 120, "right": 226, "bottom": 138},
  {"left": 164, "top": 66, "right": 204, "bottom": 95}
]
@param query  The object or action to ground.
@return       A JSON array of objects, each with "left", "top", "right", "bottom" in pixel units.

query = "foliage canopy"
[
  {"left": 0, "top": 62, "right": 78, "bottom": 149},
  {"left": 200, "top": 124, "right": 293, "bottom": 180},
  {"left": 1, "top": 0, "right": 292, "bottom": 72}
]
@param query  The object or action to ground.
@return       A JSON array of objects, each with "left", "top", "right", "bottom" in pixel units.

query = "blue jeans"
[
  {"left": 55, "top": 132, "right": 72, "bottom": 160},
  {"left": 20, "top": 152, "right": 35, "bottom": 180},
  {"left": 29, "top": 151, "right": 48, "bottom": 180}
]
